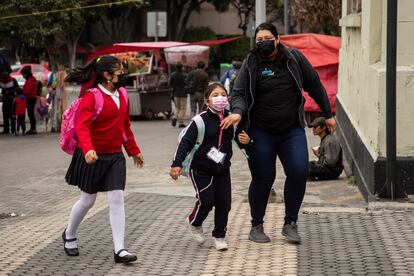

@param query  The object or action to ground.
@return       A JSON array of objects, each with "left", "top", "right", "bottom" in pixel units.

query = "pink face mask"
[{"left": 211, "top": 96, "right": 229, "bottom": 111}]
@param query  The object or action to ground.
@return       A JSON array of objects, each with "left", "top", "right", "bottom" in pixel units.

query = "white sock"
[
  {"left": 65, "top": 192, "right": 97, "bottom": 249},
  {"left": 107, "top": 190, "right": 130, "bottom": 255}
]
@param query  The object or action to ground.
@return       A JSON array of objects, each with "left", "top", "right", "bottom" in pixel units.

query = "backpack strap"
[
  {"left": 86, "top": 88, "right": 104, "bottom": 120},
  {"left": 192, "top": 115, "right": 205, "bottom": 145}
]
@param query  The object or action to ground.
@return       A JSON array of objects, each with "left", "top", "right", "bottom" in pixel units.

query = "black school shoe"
[
  {"left": 114, "top": 249, "right": 137, "bottom": 264},
  {"left": 62, "top": 229, "right": 79, "bottom": 256}
]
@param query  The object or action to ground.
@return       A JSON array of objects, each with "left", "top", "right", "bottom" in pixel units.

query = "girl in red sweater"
[{"left": 63, "top": 55, "right": 144, "bottom": 264}]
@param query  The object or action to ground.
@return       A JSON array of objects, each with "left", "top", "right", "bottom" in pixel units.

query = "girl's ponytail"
[
  {"left": 64, "top": 57, "right": 98, "bottom": 85},
  {"left": 65, "top": 55, "right": 121, "bottom": 96}
]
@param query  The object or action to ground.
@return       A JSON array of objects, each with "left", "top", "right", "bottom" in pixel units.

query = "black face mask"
[
  {"left": 256, "top": 40, "right": 276, "bottom": 57},
  {"left": 113, "top": 73, "right": 128, "bottom": 89}
]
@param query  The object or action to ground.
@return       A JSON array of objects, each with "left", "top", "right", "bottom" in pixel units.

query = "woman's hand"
[
  {"left": 170, "top": 167, "right": 182, "bottom": 180},
  {"left": 325, "top": 117, "right": 336, "bottom": 133},
  {"left": 132, "top": 153, "right": 144, "bottom": 168},
  {"left": 220, "top": 113, "right": 241, "bottom": 129},
  {"left": 238, "top": 130, "right": 251, "bottom": 145},
  {"left": 85, "top": 150, "right": 98, "bottom": 164}
]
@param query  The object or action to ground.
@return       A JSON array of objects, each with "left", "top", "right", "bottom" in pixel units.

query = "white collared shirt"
[{"left": 98, "top": 84, "right": 120, "bottom": 109}]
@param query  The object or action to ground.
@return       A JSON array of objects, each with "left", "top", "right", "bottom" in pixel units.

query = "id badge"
[{"left": 207, "top": 146, "right": 226, "bottom": 164}]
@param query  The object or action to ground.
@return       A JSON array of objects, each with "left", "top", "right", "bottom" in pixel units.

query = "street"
[{"left": 0, "top": 120, "right": 413, "bottom": 275}]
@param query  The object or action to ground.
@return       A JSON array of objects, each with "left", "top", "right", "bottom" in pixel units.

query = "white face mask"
[{"left": 210, "top": 96, "right": 229, "bottom": 111}]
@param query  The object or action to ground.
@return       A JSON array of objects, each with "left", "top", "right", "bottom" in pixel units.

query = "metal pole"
[
  {"left": 284, "top": 0, "right": 290, "bottom": 34},
  {"left": 155, "top": 12, "right": 159, "bottom": 42},
  {"left": 255, "top": 0, "right": 266, "bottom": 27},
  {"left": 386, "top": 0, "right": 397, "bottom": 199}
]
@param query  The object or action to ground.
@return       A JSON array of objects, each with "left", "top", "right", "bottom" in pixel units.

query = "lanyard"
[{"left": 218, "top": 114, "right": 224, "bottom": 148}]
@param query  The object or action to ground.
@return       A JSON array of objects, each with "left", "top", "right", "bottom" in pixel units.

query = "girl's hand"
[
  {"left": 325, "top": 117, "right": 336, "bottom": 133},
  {"left": 220, "top": 113, "right": 241, "bottom": 129},
  {"left": 238, "top": 130, "right": 251, "bottom": 145},
  {"left": 132, "top": 153, "right": 144, "bottom": 168},
  {"left": 85, "top": 150, "right": 98, "bottom": 164},
  {"left": 170, "top": 167, "right": 182, "bottom": 180}
]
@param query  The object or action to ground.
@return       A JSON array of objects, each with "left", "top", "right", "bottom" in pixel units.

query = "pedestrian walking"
[
  {"left": 219, "top": 59, "right": 242, "bottom": 96},
  {"left": 170, "top": 63, "right": 188, "bottom": 128},
  {"left": 14, "top": 88, "right": 27, "bottom": 136},
  {"left": 0, "top": 69, "right": 18, "bottom": 134},
  {"left": 21, "top": 66, "right": 38, "bottom": 135},
  {"left": 47, "top": 64, "right": 58, "bottom": 132},
  {"left": 186, "top": 61, "right": 209, "bottom": 117},
  {"left": 308, "top": 117, "right": 343, "bottom": 180},
  {"left": 63, "top": 55, "right": 144, "bottom": 263},
  {"left": 170, "top": 83, "right": 234, "bottom": 251},
  {"left": 221, "top": 23, "right": 336, "bottom": 244}
]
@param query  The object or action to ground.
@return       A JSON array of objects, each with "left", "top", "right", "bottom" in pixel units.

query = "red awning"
[
  {"left": 190, "top": 36, "right": 243, "bottom": 46},
  {"left": 89, "top": 41, "right": 189, "bottom": 59},
  {"left": 89, "top": 37, "right": 243, "bottom": 59},
  {"left": 280, "top": 33, "right": 341, "bottom": 67},
  {"left": 279, "top": 34, "right": 341, "bottom": 113}
]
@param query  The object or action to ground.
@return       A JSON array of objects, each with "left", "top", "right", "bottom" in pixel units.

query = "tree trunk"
[{"left": 177, "top": 0, "right": 206, "bottom": 41}]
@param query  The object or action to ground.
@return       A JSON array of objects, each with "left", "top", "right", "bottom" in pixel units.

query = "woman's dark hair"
[
  {"left": 204, "top": 83, "right": 228, "bottom": 99},
  {"left": 254, "top": 23, "right": 279, "bottom": 39},
  {"left": 65, "top": 55, "right": 121, "bottom": 86}
]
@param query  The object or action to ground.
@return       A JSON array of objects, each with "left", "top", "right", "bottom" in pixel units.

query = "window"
[
  {"left": 347, "top": 0, "right": 361, "bottom": 15},
  {"left": 34, "top": 65, "right": 43, "bottom": 73}
]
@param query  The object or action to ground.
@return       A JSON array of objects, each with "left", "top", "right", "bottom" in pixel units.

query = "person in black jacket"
[
  {"left": 221, "top": 23, "right": 336, "bottom": 244},
  {"left": 170, "top": 63, "right": 188, "bottom": 128},
  {"left": 0, "top": 69, "right": 18, "bottom": 134},
  {"left": 170, "top": 83, "right": 238, "bottom": 251}
]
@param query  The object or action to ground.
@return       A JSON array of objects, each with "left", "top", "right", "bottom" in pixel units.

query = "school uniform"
[
  {"left": 65, "top": 85, "right": 141, "bottom": 194},
  {"left": 172, "top": 108, "right": 234, "bottom": 238}
]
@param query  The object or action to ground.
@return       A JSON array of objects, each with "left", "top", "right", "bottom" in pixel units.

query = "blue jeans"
[{"left": 245, "top": 126, "right": 309, "bottom": 226}]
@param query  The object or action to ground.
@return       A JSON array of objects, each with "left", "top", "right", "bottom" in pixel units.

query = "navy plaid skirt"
[{"left": 65, "top": 148, "right": 126, "bottom": 194}]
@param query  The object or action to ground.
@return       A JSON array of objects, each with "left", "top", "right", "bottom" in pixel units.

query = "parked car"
[{"left": 11, "top": 63, "right": 51, "bottom": 87}]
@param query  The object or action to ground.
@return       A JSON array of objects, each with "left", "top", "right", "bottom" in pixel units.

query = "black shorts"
[{"left": 65, "top": 148, "right": 126, "bottom": 194}]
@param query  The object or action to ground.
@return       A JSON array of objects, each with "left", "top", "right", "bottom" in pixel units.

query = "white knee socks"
[
  {"left": 107, "top": 190, "right": 131, "bottom": 256},
  {"left": 65, "top": 190, "right": 131, "bottom": 256},
  {"left": 65, "top": 192, "right": 97, "bottom": 249}
]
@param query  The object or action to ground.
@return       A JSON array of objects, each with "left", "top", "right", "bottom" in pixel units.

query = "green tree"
[{"left": 0, "top": 0, "right": 144, "bottom": 68}]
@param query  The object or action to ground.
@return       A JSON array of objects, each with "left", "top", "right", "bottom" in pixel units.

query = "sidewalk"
[{"left": 0, "top": 121, "right": 413, "bottom": 275}]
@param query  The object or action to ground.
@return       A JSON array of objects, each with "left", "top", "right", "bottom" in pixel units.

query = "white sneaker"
[
  {"left": 213, "top": 237, "right": 228, "bottom": 251},
  {"left": 186, "top": 218, "right": 205, "bottom": 244}
]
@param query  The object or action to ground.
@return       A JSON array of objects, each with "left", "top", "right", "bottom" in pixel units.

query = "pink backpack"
[{"left": 60, "top": 87, "right": 128, "bottom": 155}]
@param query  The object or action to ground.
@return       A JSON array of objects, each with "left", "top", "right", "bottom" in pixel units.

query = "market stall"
[{"left": 88, "top": 37, "right": 243, "bottom": 119}]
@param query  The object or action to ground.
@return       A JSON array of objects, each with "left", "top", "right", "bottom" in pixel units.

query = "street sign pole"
[
  {"left": 255, "top": 0, "right": 266, "bottom": 27},
  {"left": 155, "top": 12, "right": 158, "bottom": 42}
]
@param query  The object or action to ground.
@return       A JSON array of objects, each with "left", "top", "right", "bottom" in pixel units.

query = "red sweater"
[
  {"left": 15, "top": 96, "right": 27, "bottom": 115},
  {"left": 75, "top": 88, "right": 141, "bottom": 156},
  {"left": 22, "top": 76, "right": 38, "bottom": 99}
]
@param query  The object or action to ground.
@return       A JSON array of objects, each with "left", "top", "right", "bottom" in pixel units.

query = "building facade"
[{"left": 337, "top": 0, "right": 414, "bottom": 199}]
